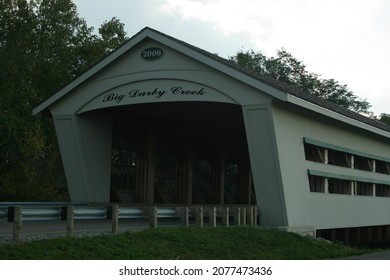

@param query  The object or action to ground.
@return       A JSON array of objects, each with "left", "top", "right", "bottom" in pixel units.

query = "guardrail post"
[
  {"left": 66, "top": 206, "right": 74, "bottom": 237},
  {"left": 111, "top": 205, "right": 119, "bottom": 235},
  {"left": 181, "top": 207, "right": 189, "bottom": 227},
  {"left": 13, "top": 206, "right": 22, "bottom": 242},
  {"left": 209, "top": 207, "right": 217, "bottom": 227},
  {"left": 196, "top": 206, "right": 203, "bottom": 228},
  {"left": 222, "top": 206, "right": 229, "bottom": 227},
  {"left": 233, "top": 207, "right": 241, "bottom": 226},
  {"left": 149, "top": 206, "right": 157, "bottom": 229}
]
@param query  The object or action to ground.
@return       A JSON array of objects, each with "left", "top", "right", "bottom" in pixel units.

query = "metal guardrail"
[
  {"left": 0, "top": 203, "right": 257, "bottom": 222},
  {"left": 2, "top": 203, "right": 258, "bottom": 242},
  {"left": 0, "top": 203, "right": 177, "bottom": 222}
]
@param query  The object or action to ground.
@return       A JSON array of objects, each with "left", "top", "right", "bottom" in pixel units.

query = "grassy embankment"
[{"left": 0, "top": 227, "right": 370, "bottom": 260}]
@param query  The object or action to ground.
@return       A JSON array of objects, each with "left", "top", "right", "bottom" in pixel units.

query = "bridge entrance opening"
[{"left": 108, "top": 102, "right": 256, "bottom": 205}]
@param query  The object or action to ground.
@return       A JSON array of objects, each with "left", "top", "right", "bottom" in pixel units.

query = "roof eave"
[{"left": 286, "top": 94, "right": 390, "bottom": 138}]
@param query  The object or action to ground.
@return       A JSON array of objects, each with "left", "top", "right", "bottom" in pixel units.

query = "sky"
[{"left": 73, "top": 0, "right": 390, "bottom": 116}]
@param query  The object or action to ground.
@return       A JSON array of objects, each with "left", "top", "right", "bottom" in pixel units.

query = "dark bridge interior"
[{"left": 106, "top": 102, "right": 256, "bottom": 205}]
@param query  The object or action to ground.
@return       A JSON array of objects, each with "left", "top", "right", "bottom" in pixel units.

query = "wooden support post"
[
  {"left": 239, "top": 164, "right": 252, "bottom": 205},
  {"left": 240, "top": 207, "right": 247, "bottom": 226},
  {"left": 196, "top": 206, "right": 204, "bottom": 228},
  {"left": 209, "top": 207, "right": 217, "bottom": 227},
  {"left": 176, "top": 139, "right": 193, "bottom": 204},
  {"left": 222, "top": 207, "right": 229, "bottom": 227},
  {"left": 246, "top": 206, "right": 254, "bottom": 226},
  {"left": 330, "top": 229, "right": 336, "bottom": 242},
  {"left": 13, "top": 206, "right": 22, "bottom": 242},
  {"left": 349, "top": 227, "right": 357, "bottom": 245},
  {"left": 367, "top": 227, "right": 372, "bottom": 244},
  {"left": 373, "top": 226, "right": 382, "bottom": 244},
  {"left": 66, "top": 206, "right": 74, "bottom": 238},
  {"left": 344, "top": 228, "right": 350, "bottom": 245},
  {"left": 181, "top": 207, "right": 189, "bottom": 227},
  {"left": 233, "top": 207, "right": 241, "bottom": 226},
  {"left": 386, "top": 225, "right": 390, "bottom": 242},
  {"left": 253, "top": 206, "right": 258, "bottom": 226},
  {"left": 111, "top": 205, "right": 119, "bottom": 235},
  {"left": 136, "top": 130, "right": 156, "bottom": 204},
  {"left": 209, "top": 143, "right": 225, "bottom": 204},
  {"left": 146, "top": 131, "right": 156, "bottom": 204},
  {"left": 356, "top": 227, "right": 362, "bottom": 245},
  {"left": 380, "top": 226, "right": 386, "bottom": 244},
  {"left": 149, "top": 206, "right": 158, "bottom": 229}
]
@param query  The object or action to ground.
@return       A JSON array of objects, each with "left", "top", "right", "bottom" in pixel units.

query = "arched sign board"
[{"left": 78, "top": 80, "right": 238, "bottom": 114}]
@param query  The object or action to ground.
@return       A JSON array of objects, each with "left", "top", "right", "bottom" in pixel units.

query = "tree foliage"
[
  {"left": 379, "top": 113, "right": 390, "bottom": 125},
  {"left": 230, "top": 49, "right": 372, "bottom": 114},
  {"left": 0, "top": 0, "right": 128, "bottom": 201}
]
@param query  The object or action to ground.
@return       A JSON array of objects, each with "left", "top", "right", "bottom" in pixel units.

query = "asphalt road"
[{"left": 337, "top": 250, "right": 390, "bottom": 260}]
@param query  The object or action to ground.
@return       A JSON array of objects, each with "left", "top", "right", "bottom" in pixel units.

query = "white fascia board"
[{"left": 286, "top": 94, "right": 390, "bottom": 139}]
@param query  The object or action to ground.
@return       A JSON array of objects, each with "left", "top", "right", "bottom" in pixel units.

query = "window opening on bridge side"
[
  {"left": 328, "top": 150, "right": 351, "bottom": 168},
  {"left": 328, "top": 178, "right": 351, "bottom": 195},
  {"left": 376, "top": 160, "right": 390, "bottom": 175},
  {"left": 354, "top": 155, "right": 373, "bottom": 172},
  {"left": 304, "top": 138, "right": 390, "bottom": 174},
  {"left": 308, "top": 175, "right": 325, "bottom": 193},
  {"left": 355, "top": 181, "right": 374, "bottom": 196},
  {"left": 304, "top": 143, "right": 325, "bottom": 163},
  {"left": 376, "top": 184, "right": 390, "bottom": 197}
]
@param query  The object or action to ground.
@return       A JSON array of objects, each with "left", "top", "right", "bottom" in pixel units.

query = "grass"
[{"left": 0, "top": 227, "right": 370, "bottom": 260}]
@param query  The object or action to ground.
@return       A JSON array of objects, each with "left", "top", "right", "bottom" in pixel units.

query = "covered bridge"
[{"left": 33, "top": 27, "right": 390, "bottom": 241}]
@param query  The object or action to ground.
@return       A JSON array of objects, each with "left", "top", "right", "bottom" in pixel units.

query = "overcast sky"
[{"left": 73, "top": 0, "right": 390, "bottom": 116}]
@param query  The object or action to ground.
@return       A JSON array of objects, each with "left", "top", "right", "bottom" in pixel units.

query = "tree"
[
  {"left": 98, "top": 17, "right": 127, "bottom": 53},
  {"left": 230, "top": 49, "right": 371, "bottom": 114},
  {"left": 0, "top": 0, "right": 128, "bottom": 201},
  {"left": 379, "top": 114, "right": 390, "bottom": 125}
]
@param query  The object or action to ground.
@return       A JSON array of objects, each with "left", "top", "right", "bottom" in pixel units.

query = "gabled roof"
[{"left": 33, "top": 27, "right": 390, "bottom": 135}]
